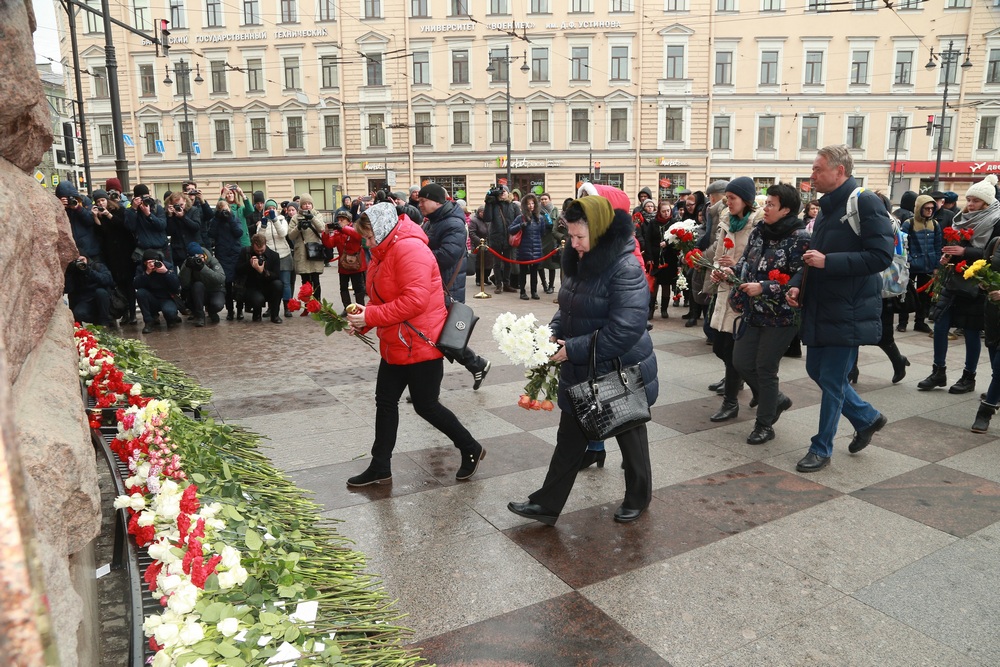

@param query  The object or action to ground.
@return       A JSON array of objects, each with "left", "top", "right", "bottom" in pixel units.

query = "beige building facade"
[{"left": 60, "top": 0, "right": 1000, "bottom": 210}]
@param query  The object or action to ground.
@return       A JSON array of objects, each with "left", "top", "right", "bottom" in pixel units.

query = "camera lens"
[{"left": 153, "top": 260, "right": 163, "bottom": 269}]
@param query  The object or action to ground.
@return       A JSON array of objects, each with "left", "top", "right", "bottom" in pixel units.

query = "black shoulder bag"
[{"left": 566, "top": 331, "right": 650, "bottom": 440}]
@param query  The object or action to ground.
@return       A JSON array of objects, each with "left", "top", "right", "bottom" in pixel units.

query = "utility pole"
[
  {"left": 62, "top": 0, "right": 92, "bottom": 191},
  {"left": 100, "top": 0, "right": 129, "bottom": 192}
]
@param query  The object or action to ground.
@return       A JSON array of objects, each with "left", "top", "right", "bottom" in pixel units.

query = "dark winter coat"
[
  {"left": 235, "top": 246, "right": 281, "bottom": 292},
  {"left": 508, "top": 212, "right": 550, "bottom": 262},
  {"left": 134, "top": 264, "right": 181, "bottom": 300},
  {"left": 484, "top": 198, "right": 519, "bottom": 251},
  {"left": 179, "top": 249, "right": 226, "bottom": 293},
  {"left": 210, "top": 209, "right": 247, "bottom": 281},
  {"left": 541, "top": 211, "right": 564, "bottom": 271},
  {"left": 125, "top": 205, "right": 168, "bottom": 256},
  {"left": 423, "top": 200, "right": 468, "bottom": 303},
  {"left": 642, "top": 215, "right": 679, "bottom": 283},
  {"left": 549, "top": 212, "right": 659, "bottom": 413},
  {"left": 902, "top": 195, "right": 943, "bottom": 275},
  {"left": 167, "top": 206, "right": 206, "bottom": 267},
  {"left": 633, "top": 187, "right": 654, "bottom": 214},
  {"left": 731, "top": 216, "right": 810, "bottom": 328},
  {"left": 95, "top": 205, "right": 135, "bottom": 284},
  {"left": 64, "top": 259, "right": 115, "bottom": 308},
  {"left": 58, "top": 181, "right": 101, "bottom": 259},
  {"left": 790, "top": 177, "right": 893, "bottom": 347},
  {"left": 468, "top": 212, "right": 494, "bottom": 273}
]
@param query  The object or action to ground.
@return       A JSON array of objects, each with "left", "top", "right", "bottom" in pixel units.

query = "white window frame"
[
  {"left": 976, "top": 113, "right": 1000, "bottom": 155},
  {"left": 754, "top": 112, "right": 779, "bottom": 157},
  {"left": 607, "top": 105, "right": 631, "bottom": 146},
  {"left": 714, "top": 39, "right": 739, "bottom": 90},
  {"left": 801, "top": 38, "right": 830, "bottom": 92},
  {"left": 757, "top": 38, "right": 784, "bottom": 91},
  {"left": 799, "top": 113, "right": 822, "bottom": 153},
  {"left": 847, "top": 38, "right": 875, "bottom": 91},
  {"left": 286, "top": 114, "right": 305, "bottom": 151},
  {"left": 362, "top": 111, "right": 389, "bottom": 150},
  {"left": 567, "top": 103, "right": 592, "bottom": 145},
  {"left": 658, "top": 104, "right": 690, "bottom": 148}
]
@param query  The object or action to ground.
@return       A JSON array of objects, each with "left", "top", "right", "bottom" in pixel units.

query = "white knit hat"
[{"left": 965, "top": 174, "right": 998, "bottom": 206}]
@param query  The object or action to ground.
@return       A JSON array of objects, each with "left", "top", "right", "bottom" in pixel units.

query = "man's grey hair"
[{"left": 818, "top": 144, "right": 853, "bottom": 176}]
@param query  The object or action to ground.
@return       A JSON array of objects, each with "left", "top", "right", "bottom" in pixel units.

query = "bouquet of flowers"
[
  {"left": 288, "top": 283, "right": 378, "bottom": 352},
  {"left": 665, "top": 219, "right": 699, "bottom": 255},
  {"left": 683, "top": 249, "right": 743, "bottom": 287},
  {"left": 943, "top": 226, "right": 975, "bottom": 244},
  {"left": 491, "top": 312, "right": 559, "bottom": 410},
  {"left": 963, "top": 258, "right": 1000, "bottom": 293}
]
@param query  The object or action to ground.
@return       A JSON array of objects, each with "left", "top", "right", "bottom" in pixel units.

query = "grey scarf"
[{"left": 953, "top": 199, "right": 1000, "bottom": 248}]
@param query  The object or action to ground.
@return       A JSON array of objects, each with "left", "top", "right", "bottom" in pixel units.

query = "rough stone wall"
[{"left": 0, "top": 1, "right": 102, "bottom": 665}]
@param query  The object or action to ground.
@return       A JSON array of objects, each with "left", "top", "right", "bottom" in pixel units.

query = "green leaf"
[
  {"left": 245, "top": 529, "right": 263, "bottom": 551},
  {"left": 201, "top": 602, "right": 226, "bottom": 623},
  {"left": 190, "top": 472, "right": 206, "bottom": 484},
  {"left": 284, "top": 625, "right": 300, "bottom": 643},
  {"left": 222, "top": 659, "right": 246, "bottom": 667},
  {"left": 215, "top": 642, "right": 242, "bottom": 659},
  {"left": 277, "top": 585, "right": 297, "bottom": 599},
  {"left": 258, "top": 611, "right": 281, "bottom": 626},
  {"left": 324, "top": 321, "right": 336, "bottom": 336},
  {"left": 193, "top": 640, "right": 218, "bottom": 655},
  {"left": 222, "top": 460, "right": 232, "bottom": 480}
]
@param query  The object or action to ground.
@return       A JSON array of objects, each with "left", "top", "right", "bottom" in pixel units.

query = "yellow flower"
[{"left": 965, "top": 259, "right": 989, "bottom": 280}]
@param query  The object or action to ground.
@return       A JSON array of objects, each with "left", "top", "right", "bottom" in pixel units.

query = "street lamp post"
[
  {"left": 163, "top": 59, "right": 203, "bottom": 182},
  {"left": 485, "top": 46, "right": 529, "bottom": 189},
  {"left": 926, "top": 40, "right": 972, "bottom": 192}
]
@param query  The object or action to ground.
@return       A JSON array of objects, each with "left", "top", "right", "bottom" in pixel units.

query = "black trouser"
[
  {"left": 370, "top": 357, "right": 479, "bottom": 473},
  {"left": 339, "top": 272, "right": 366, "bottom": 311},
  {"left": 449, "top": 346, "right": 487, "bottom": 375},
  {"left": 733, "top": 325, "right": 797, "bottom": 426},
  {"left": 898, "top": 273, "right": 932, "bottom": 328},
  {"left": 300, "top": 272, "right": 322, "bottom": 300},
  {"left": 188, "top": 282, "right": 225, "bottom": 318},
  {"left": 529, "top": 411, "right": 651, "bottom": 514},
  {"left": 136, "top": 288, "right": 178, "bottom": 324},
  {"left": 491, "top": 248, "right": 513, "bottom": 286},
  {"left": 649, "top": 277, "right": 674, "bottom": 313},
  {"left": 712, "top": 331, "right": 741, "bottom": 400},
  {"left": 244, "top": 279, "right": 283, "bottom": 317},
  {"left": 540, "top": 268, "right": 556, "bottom": 290},
  {"left": 225, "top": 280, "right": 243, "bottom": 315},
  {"left": 518, "top": 263, "right": 539, "bottom": 294},
  {"left": 71, "top": 289, "right": 113, "bottom": 326}
]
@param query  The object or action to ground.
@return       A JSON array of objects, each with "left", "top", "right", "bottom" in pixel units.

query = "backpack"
[{"left": 841, "top": 187, "right": 909, "bottom": 299}]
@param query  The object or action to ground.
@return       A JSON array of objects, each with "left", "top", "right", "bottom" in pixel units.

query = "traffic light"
[
  {"left": 159, "top": 19, "right": 170, "bottom": 57},
  {"left": 926, "top": 115, "right": 935, "bottom": 136},
  {"left": 593, "top": 161, "right": 601, "bottom": 180}
]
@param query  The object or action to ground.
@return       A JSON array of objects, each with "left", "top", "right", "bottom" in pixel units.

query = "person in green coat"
[{"left": 218, "top": 183, "right": 253, "bottom": 247}]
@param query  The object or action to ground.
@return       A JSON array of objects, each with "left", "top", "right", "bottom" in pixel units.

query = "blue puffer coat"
[
  {"left": 791, "top": 177, "right": 893, "bottom": 347},
  {"left": 549, "top": 212, "right": 659, "bottom": 413},
  {"left": 423, "top": 200, "right": 468, "bottom": 303},
  {"left": 210, "top": 208, "right": 246, "bottom": 281},
  {"left": 901, "top": 195, "right": 943, "bottom": 275},
  {"left": 508, "top": 213, "right": 550, "bottom": 261}
]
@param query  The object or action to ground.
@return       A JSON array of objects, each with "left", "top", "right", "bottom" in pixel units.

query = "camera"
[
  {"left": 227, "top": 184, "right": 237, "bottom": 192},
  {"left": 172, "top": 204, "right": 183, "bottom": 212},
  {"left": 108, "top": 190, "right": 121, "bottom": 201},
  {"left": 96, "top": 206, "right": 106, "bottom": 213},
  {"left": 67, "top": 196, "right": 80, "bottom": 207},
  {"left": 153, "top": 260, "right": 164, "bottom": 269},
  {"left": 254, "top": 255, "right": 267, "bottom": 266},
  {"left": 266, "top": 209, "right": 276, "bottom": 221},
  {"left": 485, "top": 185, "right": 504, "bottom": 199},
  {"left": 327, "top": 219, "right": 342, "bottom": 231},
  {"left": 72, "top": 258, "right": 88, "bottom": 271},
  {"left": 187, "top": 256, "right": 204, "bottom": 270},
  {"left": 302, "top": 211, "right": 314, "bottom": 221},
  {"left": 142, "top": 196, "right": 155, "bottom": 208}
]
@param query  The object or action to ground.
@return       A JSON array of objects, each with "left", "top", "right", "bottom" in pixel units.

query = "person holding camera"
[
  {"left": 484, "top": 184, "right": 520, "bottom": 294},
  {"left": 255, "top": 199, "right": 293, "bottom": 317},
  {"left": 135, "top": 249, "right": 182, "bottom": 334},
  {"left": 218, "top": 183, "right": 254, "bottom": 245},
  {"left": 57, "top": 181, "right": 101, "bottom": 261},
  {"left": 323, "top": 210, "right": 367, "bottom": 314},
  {"left": 179, "top": 242, "right": 225, "bottom": 327},
  {"left": 287, "top": 194, "right": 326, "bottom": 306},
  {"left": 210, "top": 200, "right": 248, "bottom": 321},
  {"left": 90, "top": 189, "right": 137, "bottom": 325},
  {"left": 508, "top": 193, "right": 551, "bottom": 300},
  {"left": 165, "top": 192, "right": 207, "bottom": 268},
  {"left": 64, "top": 255, "right": 117, "bottom": 328},
  {"left": 126, "top": 184, "right": 170, "bottom": 265},
  {"left": 182, "top": 181, "right": 214, "bottom": 225},
  {"left": 236, "top": 233, "right": 283, "bottom": 324}
]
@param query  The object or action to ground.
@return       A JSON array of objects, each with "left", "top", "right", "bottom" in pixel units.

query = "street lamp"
[
  {"left": 485, "top": 46, "right": 530, "bottom": 189},
  {"left": 163, "top": 58, "right": 204, "bottom": 181},
  {"left": 925, "top": 40, "right": 972, "bottom": 192}
]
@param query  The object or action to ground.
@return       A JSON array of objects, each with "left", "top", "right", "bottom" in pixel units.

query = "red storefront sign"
[{"left": 892, "top": 161, "right": 1000, "bottom": 175}]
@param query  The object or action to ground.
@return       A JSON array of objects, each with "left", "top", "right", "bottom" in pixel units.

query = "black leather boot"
[
  {"left": 917, "top": 364, "right": 946, "bottom": 391},
  {"left": 972, "top": 402, "right": 997, "bottom": 433},
  {"left": 710, "top": 399, "right": 739, "bottom": 422},
  {"left": 949, "top": 369, "right": 976, "bottom": 395},
  {"left": 886, "top": 344, "right": 910, "bottom": 384}
]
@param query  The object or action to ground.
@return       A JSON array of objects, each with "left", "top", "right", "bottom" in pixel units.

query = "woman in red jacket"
[
  {"left": 344, "top": 203, "right": 486, "bottom": 486},
  {"left": 323, "top": 209, "right": 367, "bottom": 314}
]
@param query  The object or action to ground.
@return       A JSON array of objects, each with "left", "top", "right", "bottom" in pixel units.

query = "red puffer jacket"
[
  {"left": 323, "top": 225, "right": 368, "bottom": 274},
  {"left": 362, "top": 215, "right": 446, "bottom": 365}
]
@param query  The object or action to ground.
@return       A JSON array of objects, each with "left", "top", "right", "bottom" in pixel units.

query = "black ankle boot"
[
  {"left": 887, "top": 345, "right": 910, "bottom": 384},
  {"left": 579, "top": 450, "right": 607, "bottom": 470},
  {"left": 917, "top": 364, "right": 947, "bottom": 391},
  {"left": 949, "top": 369, "right": 976, "bottom": 394},
  {"left": 710, "top": 399, "right": 739, "bottom": 422},
  {"left": 848, "top": 365, "right": 859, "bottom": 384},
  {"left": 972, "top": 401, "right": 997, "bottom": 433}
]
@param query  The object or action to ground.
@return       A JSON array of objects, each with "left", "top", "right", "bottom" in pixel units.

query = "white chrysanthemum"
[
  {"left": 217, "top": 617, "right": 240, "bottom": 637},
  {"left": 676, "top": 274, "right": 688, "bottom": 291},
  {"left": 178, "top": 620, "right": 205, "bottom": 645}
]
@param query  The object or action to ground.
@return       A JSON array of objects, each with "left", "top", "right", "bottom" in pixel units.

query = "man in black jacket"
[
  {"left": 180, "top": 243, "right": 226, "bottom": 326},
  {"left": 236, "top": 233, "right": 283, "bottom": 323},
  {"left": 484, "top": 184, "right": 519, "bottom": 294},
  {"left": 135, "top": 249, "right": 182, "bottom": 333},
  {"left": 64, "top": 255, "right": 116, "bottom": 327}
]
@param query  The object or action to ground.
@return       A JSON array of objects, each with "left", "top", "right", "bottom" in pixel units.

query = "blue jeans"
[
  {"left": 587, "top": 440, "right": 605, "bottom": 452},
  {"left": 985, "top": 346, "right": 1000, "bottom": 406},
  {"left": 280, "top": 269, "right": 293, "bottom": 303},
  {"left": 805, "top": 345, "right": 880, "bottom": 458},
  {"left": 933, "top": 304, "right": 981, "bottom": 371}
]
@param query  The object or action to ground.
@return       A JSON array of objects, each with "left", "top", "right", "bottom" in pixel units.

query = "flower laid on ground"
[
  {"left": 665, "top": 219, "right": 699, "bottom": 255},
  {"left": 288, "top": 284, "right": 378, "bottom": 352},
  {"left": 492, "top": 312, "right": 559, "bottom": 410}
]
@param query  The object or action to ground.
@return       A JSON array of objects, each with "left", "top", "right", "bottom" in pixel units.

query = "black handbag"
[
  {"left": 566, "top": 331, "right": 650, "bottom": 441},
  {"left": 304, "top": 242, "right": 324, "bottom": 261}
]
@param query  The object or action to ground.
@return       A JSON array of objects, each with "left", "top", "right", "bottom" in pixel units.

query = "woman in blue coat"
[
  {"left": 508, "top": 195, "right": 659, "bottom": 525},
  {"left": 209, "top": 200, "right": 247, "bottom": 320},
  {"left": 508, "top": 193, "right": 551, "bottom": 300}
]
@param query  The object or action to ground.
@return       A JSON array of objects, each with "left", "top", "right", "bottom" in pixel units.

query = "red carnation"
[
  {"left": 955, "top": 260, "right": 968, "bottom": 274},
  {"left": 723, "top": 237, "right": 735, "bottom": 249},
  {"left": 943, "top": 227, "right": 961, "bottom": 243},
  {"left": 286, "top": 298, "right": 301, "bottom": 312},
  {"left": 961, "top": 228, "right": 974, "bottom": 241},
  {"left": 306, "top": 299, "right": 322, "bottom": 314},
  {"left": 298, "top": 283, "right": 314, "bottom": 299},
  {"left": 179, "top": 484, "right": 199, "bottom": 515}
]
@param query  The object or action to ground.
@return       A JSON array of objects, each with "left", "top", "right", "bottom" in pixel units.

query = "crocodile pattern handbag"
[{"left": 566, "top": 331, "right": 650, "bottom": 440}]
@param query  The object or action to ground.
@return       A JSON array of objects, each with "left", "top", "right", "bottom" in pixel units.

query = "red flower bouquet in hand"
[
  {"left": 287, "top": 287, "right": 377, "bottom": 351},
  {"left": 768, "top": 269, "right": 791, "bottom": 285}
]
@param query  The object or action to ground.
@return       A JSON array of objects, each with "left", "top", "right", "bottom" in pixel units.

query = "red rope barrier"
[
  {"left": 480, "top": 246, "right": 561, "bottom": 265},
  {"left": 915, "top": 278, "right": 935, "bottom": 294}
]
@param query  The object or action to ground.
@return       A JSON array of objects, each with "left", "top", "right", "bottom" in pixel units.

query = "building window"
[
  {"left": 806, "top": 0, "right": 827, "bottom": 10},
  {"left": 84, "top": 0, "right": 103, "bottom": 33},
  {"left": 988, "top": 49, "right": 1000, "bottom": 84},
  {"left": 280, "top": 0, "right": 296, "bottom": 22},
  {"left": 571, "top": 47, "right": 589, "bottom": 81},
  {"left": 140, "top": 64, "right": 156, "bottom": 96},
  {"left": 855, "top": 0, "right": 874, "bottom": 7},
  {"left": 757, "top": 116, "right": 775, "bottom": 149},
  {"left": 205, "top": 0, "right": 222, "bottom": 26},
  {"left": 250, "top": 118, "right": 267, "bottom": 151},
  {"left": 98, "top": 124, "right": 114, "bottom": 155},
  {"left": 846, "top": 116, "right": 864, "bottom": 149},
  {"left": 664, "top": 108, "right": 683, "bottom": 142},
  {"left": 492, "top": 110, "right": 509, "bottom": 143},
  {"left": 715, "top": 51, "right": 732, "bottom": 85},
  {"left": 571, "top": 109, "right": 589, "bottom": 143},
  {"left": 246, "top": 58, "right": 263, "bottom": 92},
  {"left": 850, "top": 51, "right": 869, "bottom": 85},
  {"left": 717, "top": 0, "right": 735, "bottom": 9},
  {"left": 133, "top": 0, "right": 151, "bottom": 30},
  {"left": 283, "top": 57, "right": 300, "bottom": 90},
  {"left": 610, "top": 108, "right": 628, "bottom": 142},
  {"left": 452, "top": 51, "right": 469, "bottom": 84},
  {"left": 489, "top": 0, "right": 509, "bottom": 13},
  {"left": 945, "top": 0, "right": 969, "bottom": 6},
  {"left": 895, "top": 51, "right": 913, "bottom": 85},
  {"left": 889, "top": 116, "right": 908, "bottom": 150},
  {"left": 570, "top": 0, "right": 591, "bottom": 10},
  {"left": 169, "top": 0, "right": 185, "bottom": 28},
  {"left": 365, "top": 53, "right": 383, "bottom": 86},
  {"left": 610, "top": 46, "right": 629, "bottom": 81},
  {"left": 414, "top": 112, "right": 432, "bottom": 146},
  {"left": 979, "top": 117, "right": 998, "bottom": 150},
  {"left": 368, "top": 114, "right": 385, "bottom": 147},
  {"left": 658, "top": 173, "right": 686, "bottom": 200},
  {"left": 179, "top": 120, "right": 194, "bottom": 154},
  {"left": 242, "top": 0, "right": 259, "bottom": 24},
  {"left": 286, "top": 117, "right": 303, "bottom": 149},
  {"left": 92, "top": 67, "right": 108, "bottom": 98},
  {"left": 713, "top": 116, "right": 730, "bottom": 149},
  {"left": 611, "top": 0, "right": 631, "bottom": 9},
  {"left": 666, "top": 45, "right": 684, "bottom": 79},
  {"left": 324, "top": 115, "right": 341, "bottom": 148},
  {"left": 531, "top": 109, "right": 549, "bottom": 143},
  {"left": 760, "top": 0, "right": 781, "bottom": 10},
  {"left": 801, "top": 115, "right": 819, "bottom": 149},
  {"left": 665, "top": 0, "right": 685, "bottom": 9},
  {"left": 898, "top": 0, "right": 919, "bottom": 6},
  {"left": 760, "top": 50, "right": 778, "bottom": 84},
  {"left": 364, "top": 0, "right": 381, "bottom": 18},
  {"left": 938, "top": 115, "right": 953, "bottom": 149},
  {"left": 413, "top": 52, "right": 429, "bottom": 84},
  {"left": 450, "top": 0, "right": 469, "bottom": 15},
  {"left": 210, "top": 61, "right": 227, "bottom": 93},
  {"left": 214, "top": 119, "right": 231, "bottom": 152},
  {"left": 804, "top": 51, "right": 823, "bottom": 84},
  {"left": 531, "top": 48, "right": 549, "bottom": 82},
  {"left": 489, "top": 49, "right": 509, "bottom": 83},
  {"left": 940, "top": 55, "right": 958, "bottom": 85},
  {"left": 411, "top": 0, "right": 428, "bottom": 16},
  {"left": 175, "top": 64, "right": 191, "bottom": 96},
  {"left": 144, "top": 123, "right": 160, "bottom": 154},
  {"left": 453, "top": 110, "right": 470, "bottom": 144},
  {"left": 321, "top": 56, "right": 338, "bottom": 88},
  {"left": 318, "top": 0, "right": 335, "bottom": 20},
  {"left": 531, "top": 0, "right": 549, "bottom": 11}
]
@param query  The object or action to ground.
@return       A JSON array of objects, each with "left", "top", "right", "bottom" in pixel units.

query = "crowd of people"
[{"left": 61, "top": 144, "right": 1000, "bottom": 523}]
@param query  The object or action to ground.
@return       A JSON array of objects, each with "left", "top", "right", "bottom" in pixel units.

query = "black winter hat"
[
  {"left": 725, "top": 177, "right": 756, "bottom": 205},
  {"left": 253, "top": 190, "right": 266, "bottom": 204},
  {"left": 899, "top": 191, "right": 918, "bottom": 213},
  {"left": 418, "top": 183, "right": 448, "bottom": 205},
  {"left": 91, "top": 189, "right": 109, "bottom": 201},
  {"left": 133, "top": 184, "right": 150, "bottom": 198},
  {"left": 142, "top": 248, "right": 163, "bottom": 261}
]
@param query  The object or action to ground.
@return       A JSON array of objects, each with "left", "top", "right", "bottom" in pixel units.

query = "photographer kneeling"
[
  {"left": 64, "top": 255, "right": 117, "bottom": 328},
  {"left": 180, "top": 242, "right": 226, "bottom": 327},
  {"left": 236, "top": 233, "right": 283, "bottom": 324},
  {"left": 135, "top": 249, "right": 182, "bottom": 334}
]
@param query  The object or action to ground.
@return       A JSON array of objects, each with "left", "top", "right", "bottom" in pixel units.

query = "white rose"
[
  {"left": 152, "top": 650, "right": 172, "bottom": 667},
  {"left": 178, "top": 620, "right": 205, "bottom": 645},
  {"left": 220, "top": 546, "right": 242, "bottom": 570},
  {"left": 142, "top": 614, "right": 162, "bottom": 635},
  {"left": 217, "top": 617, "right": 240, "bottom": 637},
  {"left": 156, "top": 493, "right": 182, "bottom": 522},
  {"left": 137, "top": 510, "right": 156, "bottom": 527},
  {"left": 148, "top": 539, "right": 181, "bottom": 565},
  {"left": 113, "top": 494, "right": 132, "bottom": 510},
  {"left": 130, "top": 383, "right": 142, "bottom": 396},
  {"left": 153, "top": 621, "right": 180, "bottom": 647},
  {"left": 159, "top": 574, "right": 182, "bottom": 594},
  {"left": 216, "top": 569, "right": 237, "bottom": 590},
  {"left": 189, "top": 660, "right": 210, "bottom": 667},
  {"left": 167, "top": 581, "right": 199, "bottom": 615}
]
